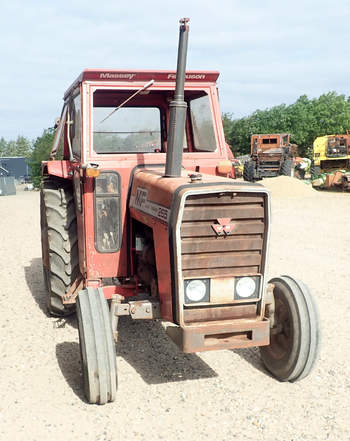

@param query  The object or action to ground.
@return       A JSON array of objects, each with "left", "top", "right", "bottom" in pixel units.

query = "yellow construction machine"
[{"left": 311, "top": 134, "right": 350, "bottom": 190}]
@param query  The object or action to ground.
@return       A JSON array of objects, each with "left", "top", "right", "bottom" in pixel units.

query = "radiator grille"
[{"left": 180, "top": 192, "right": 266, "bottom": 278}]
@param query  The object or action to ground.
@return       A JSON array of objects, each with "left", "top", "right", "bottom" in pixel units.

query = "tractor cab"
[
  {"left": 50, "top": 69, "right": 232, "bottom": 174},
  {"left": 326, "top": 135, "right": 349, "bottom": 158}
]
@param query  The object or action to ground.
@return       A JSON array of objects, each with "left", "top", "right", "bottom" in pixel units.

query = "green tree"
[
  {"left": 29, "top": 128, "right": 55, "bottom": 187},
  {"left": 225, "top": 91, "right": 350, "bottom": 157},
  {"left": 5, "top": 140, "right": 17, "bottom": 156},
  {"left": 222, "top": 113, "right": 234, "bottom": 143},
  {"left": 14, "top": 136, "right": 32, "bottom": 157},
  {"left": 229, "top": 116, "right": 254, "bottom": 156},
  {"left": 0, "top": 137, "right": 7, "bottom": 157},
  {"left": 0, "top": 135, "right": 32, "bottom": 157}
]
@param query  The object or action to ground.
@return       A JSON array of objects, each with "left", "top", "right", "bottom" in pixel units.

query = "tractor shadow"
[
  {"left": 24, "top": 257, "right": 77, "bottom": 329},
  {"left": 55, "top": 341, "right": 87, "bottom": 402},
  {"left": 117, "top": 317, "right": 217, "bottom": 384},
  {"left": 54, "top": 324, "right": 270, "bottom": 400},
  {"left": 231, "top": 347, "right": 270, "bottom": 376},
  {"left": 55, "top": 319, "right": 217, "bottom": 401},
  {"left": 24, "top": 258, "right": 48, "bottom": 316}
]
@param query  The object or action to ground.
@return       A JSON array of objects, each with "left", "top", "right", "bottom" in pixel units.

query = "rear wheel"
[
  {"left": 243, "top": 161, "right": 256, "bottom": 182},
  {"left": 40, "top": 177, "right": 79, "bottom": 316},
  {"left": 260, "top": 276, "right": 320, "bottom": 382},
  {"left": 280, "top": 159, "right": 293, "bottom": 176},
  {"left": 77, "top": 288, "right": 117, "bottom": 404}
]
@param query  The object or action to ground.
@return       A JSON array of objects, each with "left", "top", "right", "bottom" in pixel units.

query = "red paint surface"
[{"left": 46, "top": 70, "right": 235, "bottom": 313}]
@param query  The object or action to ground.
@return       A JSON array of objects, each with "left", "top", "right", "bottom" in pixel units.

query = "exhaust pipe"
[{"left": 164, "top": 18, "right": 190, "bottom": 178}]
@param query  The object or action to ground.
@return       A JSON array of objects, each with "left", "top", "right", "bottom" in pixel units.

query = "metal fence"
[{"left": 0, "top": 176, "right": 16, "bottom": 196}]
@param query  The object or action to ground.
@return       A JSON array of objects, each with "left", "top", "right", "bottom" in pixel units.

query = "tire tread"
[
  {"left": 280, "top": 159, "right": 293, "bottom": 176},
  {"left": 40, "top": 177, "right": 79, "bottom": 316},
  {"left": 77, "top": 288, "right": 117, "bottom": 404}
]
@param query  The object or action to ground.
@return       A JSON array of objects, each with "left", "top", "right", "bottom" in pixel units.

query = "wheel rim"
[{"left": 268, "top": 296, "right": 293, "bottom": 361}]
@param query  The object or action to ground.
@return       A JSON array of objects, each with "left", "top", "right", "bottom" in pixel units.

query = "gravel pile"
[
  {"left": 0, "top": 188, "right": 349, "bottom": 441},
  {"left": 261, "top": 176, "right": 317, "bottom": 198}
]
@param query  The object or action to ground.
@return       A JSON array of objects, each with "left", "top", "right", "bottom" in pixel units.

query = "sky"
[{"left": 1, "top": 0, "right": 350, "bottom": 141}]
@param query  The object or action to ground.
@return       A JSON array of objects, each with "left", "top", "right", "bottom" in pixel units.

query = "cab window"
[
  {"left": 189, "top": 95, "right": 217, "bottom": 152},
  {"left": 262, "top": 138, "right": 278, "bottom": 144},
  {"left": 282, "top": 135, "right": 289, "bottom": 145},
  {"left": 69, "top": 94, "right": 81, "bottom": 157},
  {"left": 93, "top": 107, "right": 161, "bottom": 154}
]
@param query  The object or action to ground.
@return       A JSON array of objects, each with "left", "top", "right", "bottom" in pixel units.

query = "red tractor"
[{"left": 40, "top": 19, "right": 320, "bottom": 404}]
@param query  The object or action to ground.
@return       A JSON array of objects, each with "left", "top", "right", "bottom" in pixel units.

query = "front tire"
[
  {"left": 40, "top": 177, "right": 79, "bottom": 316},
  {"left": 260, "top": 276, "right": 320, "bottom": 382},
  {"left": 243, "top": 161, "right": 256, "bottom": 182},
  {"left": 77, "top": 288, "right": 117, "bottom": 404}
]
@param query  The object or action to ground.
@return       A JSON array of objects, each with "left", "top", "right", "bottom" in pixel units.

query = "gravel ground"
[{"left": 0, "top": 182, "right": 349, "bottom": 441}]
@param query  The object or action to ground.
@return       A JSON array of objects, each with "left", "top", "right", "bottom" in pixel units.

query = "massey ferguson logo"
[
  {"left": 131, "top": 187, "right": 170, "bottom": 223},
  {"left": 134, "top": 188, "right": 148, "bottom": 208},
  {"left": 212, "top": 218, "right": 234, "bottom": 236},
  {"left": 100, "top": 73, "right": 136, "bottom": 80},
  {"left": 167, "top": 73, "right": 206, "bottom": 80}
]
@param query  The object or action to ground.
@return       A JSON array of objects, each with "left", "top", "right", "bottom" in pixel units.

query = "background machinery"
[
  {"left": 311, "top": 134, "right": 350, "bottom": 190},
  {"left": 243, "top": 133, "right": 297, "bottom": 181}
]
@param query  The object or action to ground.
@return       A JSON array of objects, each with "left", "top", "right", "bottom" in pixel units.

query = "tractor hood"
[{"left": 129, "top": 168, "right": 268, "bottom": 222}]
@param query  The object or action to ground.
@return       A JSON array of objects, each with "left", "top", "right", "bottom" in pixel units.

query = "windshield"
[
  {"left": 93, "top": 107, "right": 161, "bottom": 154},
  {"left": 92, "top": 88, "right": 217, "bottom": 154}
]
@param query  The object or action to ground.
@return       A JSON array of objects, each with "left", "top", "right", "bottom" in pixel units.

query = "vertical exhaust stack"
[{"left": 164, "top": 18, "right": 190, "bottom": 177}]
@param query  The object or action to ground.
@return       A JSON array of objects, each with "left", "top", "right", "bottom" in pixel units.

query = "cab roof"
[
  {"left": 64, "top": 69, "right": 220, "bottom": 99},
  {"left": 252, "top": 133, "right": 290, "bottom": 137}
]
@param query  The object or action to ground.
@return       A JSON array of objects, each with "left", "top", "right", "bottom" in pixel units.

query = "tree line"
[
  {"left": 2, "top": 91, "right": 350, "bottom": 185},
  {"left": 223, "top": 91, "right": 350, "bottom": 157},
  {"left": 0, "top": 129, "right": 54, "bottom": 187},
  {"left": 0, "top": 136, "right": 32, "bottom": 158}
]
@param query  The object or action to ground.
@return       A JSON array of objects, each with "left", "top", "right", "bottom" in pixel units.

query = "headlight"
[
  {"left": 235, "top": 277, "right": 257, "bottom": 299},
  {"left": 184, "top": 279, "right": 210, "bottom": 303}
]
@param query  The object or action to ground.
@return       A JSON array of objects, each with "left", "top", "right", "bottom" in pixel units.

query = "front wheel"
[
  {"left": 77, "top": 288, "right": 117, "bottom": 404},
  {"left": 260, "top": 275, "right": 320, "bottom": 382}
]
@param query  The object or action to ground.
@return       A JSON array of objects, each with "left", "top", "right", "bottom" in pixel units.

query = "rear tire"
[
  {"left": 243, "top": 161, "right": 256, "bottom": 182},
  {"left": 77, "top": 288, "right": 117, "bottom": 404},
  {"left": 40, "top": 177, "right": 79, "bottom": 316},
  {"left": 280, "top": 159, "right": 293, "bottom": 176},
  {"left": 260, "top": 275, "right": 320, "bottom": 382}
]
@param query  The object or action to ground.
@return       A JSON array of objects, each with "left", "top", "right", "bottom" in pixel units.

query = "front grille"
[{"left": 180, "top": 192, "right": 266, "bottom": 278}]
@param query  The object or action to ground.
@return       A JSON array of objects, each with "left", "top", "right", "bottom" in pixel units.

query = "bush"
[{"left": 29, "top": 128, "right": 55, "bottom": 187}]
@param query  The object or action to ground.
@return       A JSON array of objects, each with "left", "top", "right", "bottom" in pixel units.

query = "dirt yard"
[{"left": 0, "top": 179, "right": 349, "bottom": 441}]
